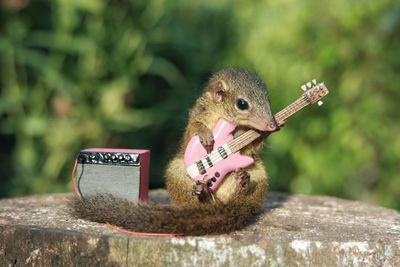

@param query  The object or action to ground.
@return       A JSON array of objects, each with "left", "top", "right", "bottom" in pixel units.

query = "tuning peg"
[
  {"left": 306, "top": 82, "right": 312, "bottom": 88},
  {"left": 301, "top": 85, "right": 307, "bottom": 91},
  {"left": 312, "top": 79, "right": 317, "bottom": 85},
  {"left": 317, "top": 100, "right": 323, "bottom": 106}
]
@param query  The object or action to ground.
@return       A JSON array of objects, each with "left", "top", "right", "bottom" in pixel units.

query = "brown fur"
[
  {"left": 70, "top": 68, "right": 275, "bottom": 235},
  {"left": 70, "top": 177, "right": 265, "bottom": 235}
]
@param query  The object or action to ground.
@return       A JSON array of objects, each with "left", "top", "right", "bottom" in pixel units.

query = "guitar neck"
[
  {"left": 274, "top": 96, "right": 309, "bottom": 125},
  {"left": 228, "top": 95, "right": 310, "bottom": 153}
]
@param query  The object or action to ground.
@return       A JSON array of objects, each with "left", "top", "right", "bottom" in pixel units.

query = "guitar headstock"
[{"left": 301, "top": 80, "right": 329, "bottom": 106}]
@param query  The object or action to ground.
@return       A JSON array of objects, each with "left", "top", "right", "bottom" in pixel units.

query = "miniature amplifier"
[{"left": 74, "top": 148, "right": 150, "bottom": 202}]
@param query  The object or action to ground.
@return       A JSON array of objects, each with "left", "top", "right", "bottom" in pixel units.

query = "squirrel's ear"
[{"left": 209, "top": 79, "right": 228, "bottom": 103}]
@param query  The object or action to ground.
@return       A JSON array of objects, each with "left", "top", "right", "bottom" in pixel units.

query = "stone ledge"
[{"left": 0, "top": 190, "right": 399, "bottom": 266}]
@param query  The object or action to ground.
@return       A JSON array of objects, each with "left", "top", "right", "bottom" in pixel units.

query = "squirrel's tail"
[{"left": 69, "top": 190, "right": 264, "bottom": 235}]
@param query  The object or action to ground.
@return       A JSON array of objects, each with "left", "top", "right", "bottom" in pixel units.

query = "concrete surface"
[{"left": 0, "top": 190, "right": 399, "bottom": 266}]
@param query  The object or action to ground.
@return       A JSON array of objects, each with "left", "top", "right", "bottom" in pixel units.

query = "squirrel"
[{"left": 70, "top": 68, "right": 278, "bottom": 235}]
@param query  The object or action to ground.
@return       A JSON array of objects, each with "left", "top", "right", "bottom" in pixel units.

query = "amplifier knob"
[
  {"left": 98, "top": 153, "right": 105, "bottom": 163},
  {"left": 78, "top": 154, "right": 87, "bottom": 163},
  {"left": 124, "top": 154, "right": 131, "bottom": 161},
  {"left": 111, "top": 154, "right": 118, "bottom": 162},
  {"left": 118, "top": 155, "right": 124, "bottom": 161}
]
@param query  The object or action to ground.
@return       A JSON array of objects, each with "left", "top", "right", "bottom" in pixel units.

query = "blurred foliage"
[{"left": 0, "top": 0, "right": 399, "bottom": 209}]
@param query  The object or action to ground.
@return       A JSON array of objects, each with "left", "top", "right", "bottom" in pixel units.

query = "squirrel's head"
[{"left": 204, "top": 68, "right": 277, "bottom": 132}]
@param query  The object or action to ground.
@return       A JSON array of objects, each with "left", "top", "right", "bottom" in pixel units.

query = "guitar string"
[
  {"left": 228, "top": 97, "right": 308, "bottom": 151},
  {"left": 279, "top": 97, "right": 308, "bottom": 115},
  {"left": 206, "top": 97, "right": 309, "bottom": 164},
  {"left": 211, "top": 83, "right": 329, "bottom": 167},
  {"left": 195, "top": 96, "right": 310, "bottom": 170},
  {"left": 228, "top": 130, "right": 259, "bottom": 153},
  {"left": 206, "top": 130, "right": 255, "bottom": 164},
  {"left": 200, "top": 97, "right": 308, "bottom": 167},
  {"left": 275, "top": 98, "right": 308, "bottom": 122},
  {"left": 204, "top": 129, "right": 257, "bottom": 166}
]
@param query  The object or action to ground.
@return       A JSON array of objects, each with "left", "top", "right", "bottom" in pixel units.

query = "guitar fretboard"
[
  {"left": 186, "top": 82, "right": 328, "bottom": 181},
  {"left": 274, "top": 95, "right": 309, "bottom": 124},
  {"left": 228, "top": 95, "right": 310, "bottom": 153}
]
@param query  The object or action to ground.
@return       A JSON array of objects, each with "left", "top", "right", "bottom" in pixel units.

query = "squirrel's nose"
[{"left": 265, "top": 121, "right": 277, "bottom": 132}]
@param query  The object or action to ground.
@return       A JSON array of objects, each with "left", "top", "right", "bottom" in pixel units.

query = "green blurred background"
[{"left": 0, "top": 0, "right": 399, "bottom": 210}]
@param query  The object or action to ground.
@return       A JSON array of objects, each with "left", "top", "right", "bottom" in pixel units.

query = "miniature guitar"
[{"left": 184, "top": 80, "right": 329, "bottom": 192}]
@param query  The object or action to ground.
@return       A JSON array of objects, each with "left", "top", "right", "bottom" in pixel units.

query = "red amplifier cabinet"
[{"left": 75, "top": 148, "right": 149, "bottom": 202}]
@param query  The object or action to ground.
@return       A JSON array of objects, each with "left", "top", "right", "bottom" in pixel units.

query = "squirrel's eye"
[{"left": 236, "top": 98, "right": 249, "bottom": 111}]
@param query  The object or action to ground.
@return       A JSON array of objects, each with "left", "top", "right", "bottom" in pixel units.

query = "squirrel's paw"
[
  {"left": 192, "top": 178, "right": 213, "bottom": 202},
  {"left": 235, "top": 169, "right": 250, "bottom": 195},
  {"left": 197, "top": 127, "right": 215, "bottom": 154}
]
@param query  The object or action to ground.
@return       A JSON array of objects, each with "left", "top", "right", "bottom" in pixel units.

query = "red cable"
[
  {"left": 106, "top": 222, "right": 183, "bottom": 237},
  {"left": 71, "top": 159, "right": 81, "bottom": 197}
]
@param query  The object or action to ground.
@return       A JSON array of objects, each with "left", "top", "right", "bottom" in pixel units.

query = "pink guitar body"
[{"left": 184, "top": 118, "right": 254, "bottom": 192}]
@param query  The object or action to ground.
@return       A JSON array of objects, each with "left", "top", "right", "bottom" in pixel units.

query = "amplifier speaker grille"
[{"left": 75, "top": 148, "right": 149, "bottom": 202}]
